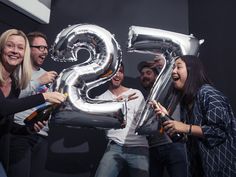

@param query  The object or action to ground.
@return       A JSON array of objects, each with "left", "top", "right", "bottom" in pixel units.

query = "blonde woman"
[{"left": 0, "top": 29, "right": 66, "bottom": 174}]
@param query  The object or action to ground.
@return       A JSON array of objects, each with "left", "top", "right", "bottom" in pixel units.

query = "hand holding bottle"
[
  {"left": 162, "top": 119, "right": 189, "bottom": 136},
  {"left": 151, "top": 100, "right": 168, "bottom": 117},
  {"left": 26, "top": 120, "right": 48, "bottom": 133},
  {"left": 24, "top": 92, "right": 67, "bottom": 128},
  {"left": 150, "top": 100, "right": 186, "bottom": 142},
  {"left": 42, "top": 91, "right": 67, "bottom": 104}
]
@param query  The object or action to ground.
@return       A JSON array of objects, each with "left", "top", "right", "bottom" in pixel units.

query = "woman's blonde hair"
[{"left": 0, "top": 29, "right": 32, "bottom": 89}]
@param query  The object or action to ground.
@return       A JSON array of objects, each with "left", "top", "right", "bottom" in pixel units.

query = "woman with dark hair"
[{"left": 152, "top": 55, "right": 236, "bottom": 177}]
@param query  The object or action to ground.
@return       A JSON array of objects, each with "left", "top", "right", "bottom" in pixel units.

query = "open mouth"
[
  {"left": 9, "top": 54, "right": 19, "bottom": 59},
  {"left": 172, "top": 75, "right": 180, "bottom": 81},
  {"left": 113, "top": 77, "right": 120, "bottom": 81},
  {"left": 39, "top": 55, "right": 46, "bottom": 60}
]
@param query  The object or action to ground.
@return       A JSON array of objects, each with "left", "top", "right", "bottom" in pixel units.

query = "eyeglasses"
[{"left": 30, "top": 45, "right": 48, "bottom": 52}]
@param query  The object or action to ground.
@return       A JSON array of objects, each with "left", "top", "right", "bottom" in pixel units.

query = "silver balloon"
[
  {"left": 50, "top": 24, "right": 126, "bottom": 129},
  {"left": 127, "top": 26, "right": 204, "bottom": 134}
]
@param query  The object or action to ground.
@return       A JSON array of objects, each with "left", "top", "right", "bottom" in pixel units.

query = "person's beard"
[{"left": 141, "top": 79, "right": 155, "bottom": 90}]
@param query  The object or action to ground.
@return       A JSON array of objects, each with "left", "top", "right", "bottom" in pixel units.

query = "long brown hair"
[{"left": 180, "top": 55, "right": 212, "bottom": 107}]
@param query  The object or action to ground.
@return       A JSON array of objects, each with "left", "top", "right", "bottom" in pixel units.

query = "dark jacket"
[{"left": 0, "top": 80, "right": 45, "bottom": 172}]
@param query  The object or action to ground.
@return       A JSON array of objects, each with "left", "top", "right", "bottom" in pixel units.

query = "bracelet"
[{"left": 187, "top": 124, "right": 192, "bottom": 135}]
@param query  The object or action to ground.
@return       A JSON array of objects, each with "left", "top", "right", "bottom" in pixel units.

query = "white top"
[
  {"left": 97, "top": 88, "right": 148, "bottom": 147},
  {"left": 14, "top": 68, "right": 49, "bottom": 136}
]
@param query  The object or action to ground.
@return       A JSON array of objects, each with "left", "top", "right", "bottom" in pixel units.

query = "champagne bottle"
[
  {"left": 24, "top": 103, "right": 60, "bottom": 127},
  {"left": 160, "top": 114, "right": 184, "bottom": 142},
  {"left": 152, "top": 100, "right": 185, "bottom": 142},
  {"left": 24, "top": 93, "right": 67, "bottom": 127}
]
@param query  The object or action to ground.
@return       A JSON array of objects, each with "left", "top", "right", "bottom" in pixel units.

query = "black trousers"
[
  {"left": 7, "top": 133, "right": 48, "bottom": 177},
  {"left": 149, "top": 142, "right": 188, "bottom": 177}
]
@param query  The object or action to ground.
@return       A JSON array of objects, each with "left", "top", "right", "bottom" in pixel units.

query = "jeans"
[
  {"left": 149, "top": 142, "right": 188, "bottom": 177},
  {"left": 8, "top": 133, "right": 48, "bottom": 177},
  {"left": 95, "top": 141, "right": 149, "bottom": 177},
  {"left": 0, "top": 162, "right": 7, "bottom": 177}
]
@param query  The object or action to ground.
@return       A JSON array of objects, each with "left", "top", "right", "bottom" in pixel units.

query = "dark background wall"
[
  {"left": 188, "top": 0, "right": 236, "bottom": 112},
  {"left": 1, "top": 0, "right": 236, "bottom": 177}
]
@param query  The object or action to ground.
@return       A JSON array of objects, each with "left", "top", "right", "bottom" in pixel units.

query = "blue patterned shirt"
[{"left": 185, "top": 84, "right": 236, "bottom": 177}]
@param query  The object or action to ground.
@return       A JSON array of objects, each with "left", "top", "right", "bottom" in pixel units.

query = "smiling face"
[
  {"left": 2, "top": 35, "right": 25, "bottom": 71},
  {"left": 140, "top": 67, "right": 157, "bottom": 90},
  {"left": 111, "top": 66, "right": 124, "bottom": 88},
  {"left": 30, "top": 36, "right": 48, "bottom": 70},
  {"left": 172, "top": 58, "right": 188, "bottom": 90}
]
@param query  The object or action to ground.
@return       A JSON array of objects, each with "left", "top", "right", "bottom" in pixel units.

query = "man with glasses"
[{"left": 9, "top": 32, "right": 58, "bottom": 177}]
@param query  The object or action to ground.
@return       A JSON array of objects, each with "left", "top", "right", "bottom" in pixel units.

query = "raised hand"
[
  {"left": 117, "top": 92, "right": 138, "bottom": 101},
  {"left": 37, "top": 71, "right": 58, "bottom": 85}
]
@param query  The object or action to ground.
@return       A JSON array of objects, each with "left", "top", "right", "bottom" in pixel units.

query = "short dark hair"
[
  {"left": 137, "top": 61, "right": 158, "bottom": 75},
  {"left": 27, "top": 31, "right": 47, "bottom": 45}
]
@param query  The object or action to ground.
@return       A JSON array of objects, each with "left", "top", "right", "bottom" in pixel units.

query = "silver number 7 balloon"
[
  {"left": 50, "top": 24, "right": 127, "bottom": 129},
  {"left": 127, "top": 26, "right": 204, "bottom": 135}
]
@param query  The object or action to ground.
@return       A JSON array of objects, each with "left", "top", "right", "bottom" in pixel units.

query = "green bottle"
[{"left": 24, "top": 103, "right": 59, "bottom": 127}]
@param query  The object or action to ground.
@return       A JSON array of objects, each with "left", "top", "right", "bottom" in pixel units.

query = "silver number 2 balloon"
[
  {"left": 127, "top": 26, "right": 204, "bottom": 134},
  {"left": 50, "top": 24, "right": 127, "bottom": 129}
]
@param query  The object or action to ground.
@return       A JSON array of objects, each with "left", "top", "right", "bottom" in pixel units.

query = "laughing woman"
[
  {"left": 0, "top": 29, "right": 66, "bottom": 174},
  {"left": 152, "top": 55, "right": 236, "bottom": 177}
]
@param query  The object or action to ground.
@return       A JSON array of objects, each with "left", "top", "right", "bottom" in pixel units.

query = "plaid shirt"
[{"left": 184, "top": 84, "right": 236, "bottom": 177}]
